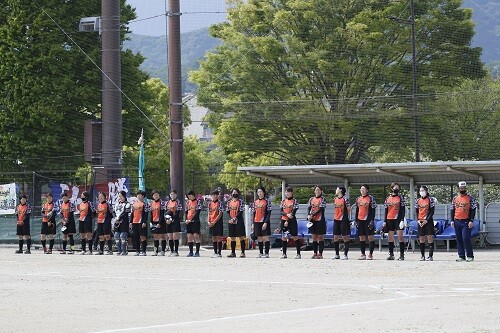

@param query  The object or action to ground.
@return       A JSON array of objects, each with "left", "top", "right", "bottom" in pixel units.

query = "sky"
[{"left": 126, "top": 0, "right": 227, "bottom": 35}]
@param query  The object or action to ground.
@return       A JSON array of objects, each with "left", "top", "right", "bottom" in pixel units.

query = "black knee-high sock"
[
  {"left": 161, "top": 240, "right": 167, "bottom": 251},
  {"left": 133, "top": 237, "right": 139, "bottom": 253},
  {"left": 231, "top": 241, "right": 237, "bottom": 254},
  {"left": 334, "top": 241, "right": 340, "bottom": 255},
  {"left": 369, "top": 241, "right": 375, "bottom": 255},
  {"left": 295, "top": 239, "right": 301, "bottom": 254},
  {"left": 389, "top": 242, "right": 395, "bottom": 255},
  {"left": 188, "top": 241, "right": 194, "bottom": 253},
  {"left": 429, "top": 242, "right": 434, "bottom": 257},
  {"left": 399, "top": 242, "right": 405, "bottom": 256},
  {"left": 49, "top": 239, "right": 54, "bottom": 250},
  {"left": 265, "top": 241, "right": 270, "bottom": 254},
  {"left": 81, "top": 239, "right": 87, "bottom": 252},
  {"left": 107, "top": 239, "right": 112, "bottom": 252},
  {"left": 213, "top": 241, "right": 218, "bottom": 254},
  {"left": 282, "top": 240, "right": 288, "bottom": 255},
  {"left": 174, "top": 239, "right": 179, "bottom": 253},
  {"left": 360, "top": 240, "right": 366, "bottom": 255},
  {"left": 217, "top": 241, "right": 222, "bottom": 254},
  {"left": 169, "top": 239, "right": 174, "bottom": 252},
  {"left": 195, "top": 242, "right": 200, "bottom": 253},
  {"left": 154, "top": 240, "right": 160, "bottom": 252},
  {"left": 69, "top": 235, "right": 74, "bottom": 247},
  {"left": 19, "top": 239, "right": 24, "bottom": 251},
  {"left": 240, "top": 239, "right": 246, "bottom": 253},
  {"left": 142, "top": 240, "right": 147, "bottom": 252},
  {"left": 99, "top": 241, "right": 105, "bottom": 252},
  {"left": 344, "top": 240, "right": 350, "bottom": 255},
  {"left": 41, "top": 239, "right": 46, "bottom": 248},
  {"left": 318, "top": 241, "right": 325, "bottom": 255},
  {"left": 420, "top": 242, "right": 426, "bottom": 256},
  {"left": 27, "top": 238, "right": 31, "bottom": 250},
  {"left": 63, "top": 240, "right": 67, "bottom": 250},
  {"left": 258, "top": 241, "right": 263, "bottom": 254},
  {"left": 87, "top": 239, "right": 93, "bottom": 252},
  {"left": 312, "top": 241, "right": 318, "bottom": 254}
]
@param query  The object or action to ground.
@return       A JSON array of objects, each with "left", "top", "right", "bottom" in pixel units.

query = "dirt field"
[{"left": 0, "top": 246, "right": 499, "bottom": 333}]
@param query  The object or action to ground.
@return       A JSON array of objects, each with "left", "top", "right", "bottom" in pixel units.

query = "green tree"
[
  {"left": 191, "top": 0, "right": 485, "bottom": 166},
  {"left": 0, "top": 0, "right": 150, "bottom": 172}
]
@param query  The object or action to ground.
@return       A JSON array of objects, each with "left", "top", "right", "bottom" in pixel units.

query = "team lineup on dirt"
[{"left": 13, "top": 180, "right": 476, "bottom": 262}]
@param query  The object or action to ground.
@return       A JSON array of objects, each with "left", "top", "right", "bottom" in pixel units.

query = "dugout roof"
[{"left": 238, "top": 160, "right": 500, "bottom": 186}]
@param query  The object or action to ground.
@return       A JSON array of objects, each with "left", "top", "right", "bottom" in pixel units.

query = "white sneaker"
[
  {"left": 341, "top": 255, "right": 348, "bottom": 260},
  {"left": 210, "top": 253, "right": 219, "bottom": 258},
  {"left": 263, "top": 254, "right": 269, "bottom": 258},
  {"left": 280, "top": 254, "right": 287, "bottom": 259},
  {"left": 466, "top": 257, "right": 474, "bottom": 262},
  {"left": 333, "top": 254, "right": 341, "bottom": 260},
  {"left": 294, "top": 254, "right": 301, "bottom": 259},
  {"left": 358, "top": 254, "right": 366, "bottom": 260},
  {"left": 160, "top": 251, "right": 165, "bottom": 256}
]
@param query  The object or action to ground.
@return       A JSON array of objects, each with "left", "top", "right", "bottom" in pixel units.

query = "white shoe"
[
  {"left": 341, "top": 255, "right": 348, "bottom": 260},
  {"left": 280, "top": 254, "right": 287, "bottom": 259},
  {"left": 294, "top": 254, "right": 301, "bottom": 259},
  {"left": 210, "top": 253, "right": 219, "bottom": 258},
  {"left": 358, "top": 254, "right": 366, "bottom": 260}
]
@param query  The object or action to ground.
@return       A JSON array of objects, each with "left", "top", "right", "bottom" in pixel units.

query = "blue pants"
[{"left": 454, "top": 220, "right": 473, "bottom": 259}]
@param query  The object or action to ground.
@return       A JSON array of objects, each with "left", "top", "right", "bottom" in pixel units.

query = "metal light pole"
[
  {"left": 167, "top": 0, "right": 184, "bottom": 200},
  {"left": 410, "top": 0, "right": 420, "bottom": 162}
]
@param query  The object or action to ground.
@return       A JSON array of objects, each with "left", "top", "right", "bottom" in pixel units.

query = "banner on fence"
[{"left": 0, "top": 183, "right": 17, "bottom": 214}]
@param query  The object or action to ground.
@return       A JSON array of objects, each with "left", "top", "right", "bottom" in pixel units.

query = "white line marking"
[{"left": 88, "top": 295, "right": 416, "bottom": 333}]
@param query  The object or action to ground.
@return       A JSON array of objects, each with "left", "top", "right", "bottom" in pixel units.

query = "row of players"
[{"left": 14, "top": 181, "right": 476, "bottom": 261}]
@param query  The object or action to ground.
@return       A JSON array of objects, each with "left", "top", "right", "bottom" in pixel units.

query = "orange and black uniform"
[
  {"left": 208, "top": 199, "right": 224, "bottom": 237},
  {"left": 41, "top": 201, "right": 57, "bottom": 235},
  {"left": 149, "top": 199, "right": 166, "bottom": 234},
  {"left": 227, "top": 198, "right": 246, "bottom": 238},
  {"left": 308, "top": 196, "right": 327, "bottom": 235},
  {"left": 165, "top": 198, "right": 183, "bottom": 254},
  {"left": 78, "top": 200, "right": 95, "bottom": 234},
  {"left": 57, "top": 199, "right": 76, "bottom": 234},
  {"left": 185, "top": 198, "right": 203, "bottom": 234},
  {"left": 450, "top": 193, "right": 477, "bottom": 260},
  {"left": 415, "top": 196, "right": 436, "bottom": 237},
  {"left": 16, "top": 203, "right": 31, "bottom": 236},
  {"left": 131, "top": 200, "right": 149, "bottom": 253},
  {"left": 96, "top": 200, "right": 113, "bottom": 236},
  {"left": 355, "top": 194, "right": 377, "bottom": 256},
  {"left": 384, "top": 194, "right": 406, "bottom": 257},
  {"left": 252, "top": 197, "right": 272, "bottom": 237},
  {"left": 280, "top": 197, "right": 300, "bottom": 256},
  {"left": 333, "top": 196, "right": 350, "bottom": 236}
]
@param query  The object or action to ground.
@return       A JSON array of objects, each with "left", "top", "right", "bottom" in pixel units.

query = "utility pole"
[
  {"left": 101, "top": 0, "right": 122, "bottom": 180},
  {"left": 168, "top": 0, "right": 184, "bottom": 200},
  {"left": 410, "top": 0, "right": 420, "bottom": 162}
]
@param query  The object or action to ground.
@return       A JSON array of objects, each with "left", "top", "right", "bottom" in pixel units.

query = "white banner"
[{"left": 0, "top": 183, "right": 17, "bottom": 215}]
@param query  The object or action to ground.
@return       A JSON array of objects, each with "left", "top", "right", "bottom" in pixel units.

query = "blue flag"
[{"left": 138, "top": 129, "right": 145, "bottom": 191}]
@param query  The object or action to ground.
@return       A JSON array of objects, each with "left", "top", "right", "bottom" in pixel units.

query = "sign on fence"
[{"left": 0, "top": 183, "right": 17, "bottom": 214}]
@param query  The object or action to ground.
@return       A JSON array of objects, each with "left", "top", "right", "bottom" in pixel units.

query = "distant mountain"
[
  {"left": 124, "top": 3, "right": 499, "bottom": 91},
  {"left": 123, "top": 27, "right": 221, "bottom": 92}
]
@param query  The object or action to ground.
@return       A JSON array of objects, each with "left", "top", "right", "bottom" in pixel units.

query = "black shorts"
[
  {"left": 150, "top": 221, "right": 165, "bottom": 234},
  {"left": 209, "top": 220, "right": 224, "bottom": 237},
  {"left": 308, "top": 220, "right": 326, "bottom": 235},
  {"left": 386, "top": 219, "right": 403, "bottom": 232},
  {"left": 254, "top": 222, "right": 271, "bottom": 237},
  {"left": 114, "top": 220, "right": 129, "bottom": 233},
  {"left": 418, "top": 220, "right": 435, "bottom": 236},
  {"left": 62, "top": 220, "right": 76, "bottom": 234},
  {"left": 186, "top": 220, "right": 201, "bottom": 234},
  {"left": 41, "top": 222, "right": 56, "bottom": 235},
  {"left": 280, "top": 219, "right": 298, "bottom": 237},
  {"left": 97, "top": 221, "right": 112, "bottom": 236},
  {"left": 333, "top": 219, "right": 350, "bottom": 236},
  {"left": 228, "top": 219, "right": 246, "bottom": 238},
  {"left": 166, "top": 220, "right": 181, "bottom": 233},
  {"left": 16, "top": 222, "right": 30, "bottom": 236},
  {"left": 357, "top": 220, "right": 374, "bottom": 237},
  {"left": 132, "top": 223, "right": 148, "bottom": 237},
  {"left": 79, "top": 219, "right": 93, "bottom": 234}
]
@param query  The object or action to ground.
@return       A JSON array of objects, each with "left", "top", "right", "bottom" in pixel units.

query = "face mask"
[
  {"left": 82, "top": 197, "right": 88, "bottom": 202},
  {"left": 393, "top": 189, "right": 400, "bottom": 195},
  {"left": 232, "top": 193, "right": 239, "bottom": 198},
  {"left": 419, "top": 191, "right": 427, "bottom": 197},
  {"left": 460, "top": 190, "right": 467, "bottom": 195}
]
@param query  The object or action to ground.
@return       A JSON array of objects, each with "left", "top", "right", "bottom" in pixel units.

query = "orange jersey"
[
  {"left": 97, "top": 202, "right": 109, "bottom": 223},
  {"left": 42, "top": 202, "right": 55, "bottom": 223},
  {"left": 416, "top": 197, "right": 432, "bottom": 220},
  {"left": 208, "top": 200, "right": 223, "bottom": 223},
  {"left": 150, "top": 200, "right": 162, "bottom": 222},
  {"left": 384, "top": 195, "right": 405, "bottom": 220},
  {"left": 16, "top": 204, "right": 30, "bottom": 222},
  {"left": 356, "top": 195, "right": 375, "bottom": 221},
  {"left": 132, "top": 201, "right": 145, "bottom": 224},
  {"left": 60, "top": 201, "right": 71, "bottom": 219},
  {"left": 280, "top": 198, "right": 298, "bottom": 221},
  {"left": 185, "top": 199, "right": 201, "bottom": 221},
  {"left": 452, "top": 194, "right": 476, "bottom": 220},
  {"left": 308, "top": 196, "right": 325, "bottom": 222},
  {"left": 166, "top": 200, "right": 179, "bottom": 215},
  {"left": 334, "top": 197, "right": 350, "bottom": 221},
  {"left": 227, "top": 199, "right": 242, "bottom": 219},
  {"left": 253, "top": 198, "right": 270, "bottom": 223},
  {"left": 78, "top": 202, "right": 91, "bottom": 221}
]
